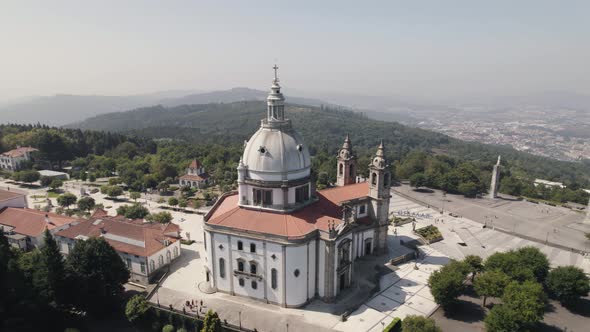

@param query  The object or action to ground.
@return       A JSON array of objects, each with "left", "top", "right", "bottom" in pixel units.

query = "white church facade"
[{"left": 203, "top": 67, "right": 392, "bottom": 307}]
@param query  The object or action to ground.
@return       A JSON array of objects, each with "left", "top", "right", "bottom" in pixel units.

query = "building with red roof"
[
  {"left": 179, "top": 159, "right": 209, "bottom": 189},
  {"left": 0, "top": 146, "right": 38, "bottom": 172},
  {"left": 203, "top": 67, "right": 392, "bottom": 308},
  {"left": 0, "top": 207, "right": 80, "bottom": 250},
  {"left": 55, "top": 214, "right": 181, "bottom": 285}
]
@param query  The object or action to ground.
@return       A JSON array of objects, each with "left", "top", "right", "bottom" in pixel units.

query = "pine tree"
[
  {"left": 38, "top": 228, "right": 66, "bottom": 305},
  {"left": 201, "top": 310, "right": 222, "bottom": 332}
]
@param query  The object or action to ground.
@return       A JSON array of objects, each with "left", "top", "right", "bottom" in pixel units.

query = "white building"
[
  {"left": 55, "top": 212, "right": 182, "bottom": 285},
  {"left": 534, "top": 179, "right": 566, "bottom": 189},
  {"left": 38, "top": 169, "right": 70, "bottom": 180},
  {"left": 179, "top": 159, "right": 209, "bottom": 189},
  {"left": 0, "top": 146, "right": 38, "bottom": 172},
  {"left": 203, "top": 67, "right": 392, "bottom": 307}
]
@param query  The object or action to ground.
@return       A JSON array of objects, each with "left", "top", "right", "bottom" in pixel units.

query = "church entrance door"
[
  {"left": 339, "top": 273, "right": 346, "bottom": 291},
  {"left": 365, "top": 240, "right": 372, "bottom": 256}
]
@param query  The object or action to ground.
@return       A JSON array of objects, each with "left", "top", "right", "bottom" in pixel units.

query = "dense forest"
[{"left": 2, "top": 99, "right": 589, "bottom": 205}]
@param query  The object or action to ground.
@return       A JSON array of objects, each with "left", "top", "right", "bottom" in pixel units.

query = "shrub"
[
  {"left": 125, "top": 295, "right": 150, "bottom": 323},
  {"left": 384, "top": 317, "right": 401, "bottom": 332},
  {"left": 546, "top": 265, "right": 590, "bottom": 305},
  {"left": 415, "top": 225, "right": 442, "bottom": 242},
  {"left": 401, "top": 315, "right": 441, "bottom": 332},
  {"left": 161, "top": 324, "right": 174, "bottom": 332}
]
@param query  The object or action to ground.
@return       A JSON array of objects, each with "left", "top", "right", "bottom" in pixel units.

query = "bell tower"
[
  {"left": 368, "top": 141, "right": 391, "bottom": 253},
  {"left": 336, "top": 134, "right": 356, "bottom": 186}
]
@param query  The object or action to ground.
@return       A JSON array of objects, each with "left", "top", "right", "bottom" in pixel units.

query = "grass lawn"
[{"left": 46, "top": 191, "right": 60, "bottom": 198}]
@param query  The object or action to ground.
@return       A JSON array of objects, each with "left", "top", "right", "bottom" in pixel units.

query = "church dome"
[
  {"left": 240, "top": 65, "right": 311, "bottom": 182},
  {"left": 242, "top": 125, "right": 311, "bottom": 180}
]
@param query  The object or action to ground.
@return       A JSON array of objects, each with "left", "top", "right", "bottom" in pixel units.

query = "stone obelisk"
[{"left": 489, "top": 156, "right": 501, "bottom": 199}]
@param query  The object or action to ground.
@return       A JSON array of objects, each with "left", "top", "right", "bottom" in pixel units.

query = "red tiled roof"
[
  {"left": 55, "top": 216, "right": 180, "bottom": 257},
  {"left": 0, "top": 207, "right": 79, "bottom": 237},
  {"left": 206, "top": 182, "right": 371, "bottom": 239},
  {"left": 1, "top": 147, "right": 38, "bottom": 158},
  {"left": 188, "top": 159, "right": 201, "bottom": 169},
  {"left": 91, "top": 208, "right": 109, "bottom": 218},
  {"left": 0, "top": 189, "right": 25, "bottom": 202},
  {"left": 179, "top": 174, "right": 208, "bottom": 182}
]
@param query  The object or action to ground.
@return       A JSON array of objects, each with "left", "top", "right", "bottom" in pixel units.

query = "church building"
[{"left": 203, "top": 67, "right": 392, "bottom": 307}]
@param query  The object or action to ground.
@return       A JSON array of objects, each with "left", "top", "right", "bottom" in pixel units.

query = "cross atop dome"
[{"left": 273, "top": 64, "right": 279, "bottom": 81}]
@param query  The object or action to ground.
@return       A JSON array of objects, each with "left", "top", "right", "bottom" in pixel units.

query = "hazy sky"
[{"left": 1, "top": 0, "right": 589, "bottom": 101}]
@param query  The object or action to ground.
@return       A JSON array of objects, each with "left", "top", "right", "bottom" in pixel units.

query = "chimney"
[{"left": 99, "top": 226, "right": 106, "bottom": 235}]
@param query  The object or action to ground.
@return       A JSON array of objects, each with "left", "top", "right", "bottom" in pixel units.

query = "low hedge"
[{"left": 384, "top": 317, "right": 402, "bottom": 332}]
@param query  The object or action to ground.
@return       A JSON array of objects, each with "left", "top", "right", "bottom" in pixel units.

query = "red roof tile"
[
  {"left": 188, "top": 159, "right": 201, "bottom": 169},
  {"left": 0, "top": 189, "right": 25, "bottom": 202},
  {"left": 1, "top": 147, "right": 38, "bottom": 158},
  {"left": 0, "top": 207, "right": 79, "bottom": 237},
  {"left": 179, "top": 174, "right": 208, "bottom": 182},
  {"left": 55, "top": 216, "right": 180, "bottom": 257},
  {"left": 206, "top": 182, "right": 371, "bottom": 239}
]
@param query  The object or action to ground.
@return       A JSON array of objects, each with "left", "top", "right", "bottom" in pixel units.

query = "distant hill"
[
  {"left": 68, "top": 100, "right": 590, "bottom": 186},
  {"left": 0, "top": 91, "right": 198, "bottom": 126}
]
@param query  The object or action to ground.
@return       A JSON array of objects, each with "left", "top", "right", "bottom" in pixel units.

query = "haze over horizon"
[{"left": 2, "top": 0, "right": 590, "bottom": 103}]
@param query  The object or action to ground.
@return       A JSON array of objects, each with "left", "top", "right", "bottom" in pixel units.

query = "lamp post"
[
  {"left": 239, "top": 311, "right": 242, "bottom": 330},
  {"left": 381, "top": 321, "right": 386, "bottom": 331},
  {"left": 286, "top": 323, "right": 289, "bottom": 332}
]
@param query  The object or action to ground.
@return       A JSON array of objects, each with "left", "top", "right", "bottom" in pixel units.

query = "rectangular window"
[
  {"left": 253, "top": 189, "right": 272, "bottom": 206},
  {"left": 295, "top": 185, "right": 309, "bottom": 203},
  {"left": 140, "top": 262, "right": 146, "bottom": 274},
  {"left": 126, "top": 258, "right": 132, "bottom": 270},
  {"left": 250, "top": 243, "right": 256, "bottom": 253},
  {"left": 359, "top": 204, "right": 366, "bottom": 215}
]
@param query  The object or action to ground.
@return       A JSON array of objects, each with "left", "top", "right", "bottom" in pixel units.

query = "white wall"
[
  {"left": 265, "top": 242, "right": 283, "bottom": 304},
  {"left": 285, "top": 244, "right": 308, "bottom": 306},
  {"left": 212, "top": 233, "right": 231, "bottom": 292},
  {"left": 231, "top": 235, "right": 265, "bottom": 300},
  {"left": 318, "top": 240, "right": 325, "bottom": 297}
]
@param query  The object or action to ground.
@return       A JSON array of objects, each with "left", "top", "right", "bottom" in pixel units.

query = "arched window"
[
  {"left": 371, "top": 172, "right": 377, "bottom": 185},
  {"left": 237, "top": 241, "right": 243, "bottom": 250},
  {"left": 339, "top": 163, "right": 344, "bottom": 175},
  {"left": 173, "top": 246, "right": 179, "bottom": 258},
  {"left": 338, "top": 239, "right": 352, "bottom": 267},
  {"left": 166, "top": 251, "right": 171, "bottom": 263},
  {"left": 219, "top": 258, "right": 226, "bottom": 278},
  {"left": 271, "top": 268, "right": 278, "bottom": 289},
  {"left": 250, "top": 262, "right": 257, "bottom": 275},
  {"left": 237, "top": 260, "right": 244, "bottom": 272},
  {"left": 158, "top": 255, "right": 164, "bottom": 267},
  {"left": 150, "top": 260, "right": 155, "bottom": 271}
]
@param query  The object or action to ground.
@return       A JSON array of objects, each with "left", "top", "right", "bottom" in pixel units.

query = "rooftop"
[
  {"left": 1, "top": 146, "right": 38, "bottom": 158},
  {"left": 0, "top": 189, "right": 25, "bottom": 202},
  {"left": 206, "top": 182, "right": 371, "bottom": 239},
  {"left": 0, "top": 207, "right": 79, "bottom": 237},
  {"left": 179, "top": 173, "right": 208, "bottom": 182},
  {"left": 55, "top": 215, "right": 180, "bottom": 257}
]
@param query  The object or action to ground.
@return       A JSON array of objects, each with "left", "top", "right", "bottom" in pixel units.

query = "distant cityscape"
[{"left": 398, "top": 106, "right": 590, "bottom": 162}]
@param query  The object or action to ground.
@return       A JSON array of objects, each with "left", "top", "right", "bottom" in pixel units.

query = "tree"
[
  {"left": 401, "top": 315, "right": 441, "bottom": 332},
  {"left": 66, "top": 237, "right": 130, "bottom": 315},
  {"left": 57, "top": 193, "right": 77, "bottom": 210},
  {"left": 484, "top": 304, "right": 519, "bottom": 332},
  {"left": 409, "top": 173, "right": 427, "bottom": 189},
  {"left": 428, "top": 260, "right": 468, "bottom": 310},
  {"left": 130, "top": 191, "right": 141, "bottom": 202},
  {"left": 484, "top": 251, "right": 535, "bottom": 282},
  {"left": 201, "top": 310, "right": 221, "bottom": 332},
  {"left": 40, "top": 176, "right": 53, "bottom": 187},
  {"left": 502, "top": 280, "right": 547, "bottom": 329},
  {"left": 178, "top": 198, "right": 187, "bottom": 208},
  {"left": 586, "top": 232, "right": 590, "bottom": 241},
  {"left": 463, "top": 255, "right": 483, "bottom": 282},
  {"left": 546, "top": 266, "right": 590, "bottom": 305},
  {"left": 77, "top": 196, "right": 95, "bottom": 212},
  {"left": 168, "top": 197, "right": 179, "bottom": 207},
  {"left": 162, "top": 325, "right": 175, "bottom": 332},
  {"left": 49, "top": 178, "right": 63, "bottom": 191},
  {"left": 117, "top": 203, "right": 150, "bottom": 219},
  {"left": 38, "top": 229, "right": 66, "bottom": 305},
  {"left": 514, "top": 246, "right": 550, "bottom": 283},
  {"left": 101, "top": 185, "right": 123, "bottom": 199},
  {"left": 473, "top": 269, "right": 511, "bottom": 307},
  {"left": 12, "top": 170, "right": 40, "bottom": 184},
  {"left": 88, "top": 173, "right": 96, "bottom": 182},
  {"left": 147, "top": 211, "right": 173, "bottom": 224},
  {"left": 125, "top": 295, "right": 150, "bottom": 324}
]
